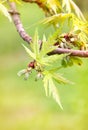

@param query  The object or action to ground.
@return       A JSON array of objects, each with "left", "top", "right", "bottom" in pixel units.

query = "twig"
[
  {"left": 48, "top": 48, "right": 88, "bottom": 57},
  {"left": 22, "top": 0, "right": 47, "bottom": 12},
  {"left": 8, "top": 1, "right": 32, "bottom": 44}
]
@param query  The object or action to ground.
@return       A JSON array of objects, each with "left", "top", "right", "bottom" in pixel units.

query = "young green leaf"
[
  {"left": 48, "top": 77, "right": 63, "bottom": 109},
  {"left": 32, "top": 30, "right": 40, "bottom": 58},
  {"left": 0, "top": 3, "right": 12, "bottom": 21},
  {"left": 46, "top": 0, "right": 62, "bottom": 14},
  {"left": 22, "top": 44, "right": 36, "bottom": 59},
  {"left": 42, "top": 13, "right": 73, "bottom": 26},
  {"left": 70, "top": 0, "right": 86, "bottom": 21},
  {"left": 43, "top": 71, "right": 63, "bottom": 109},
  {"left": 43, "top": 75, "right": 49, "bottom": 96},
  {"left": 62, "top": 0, "right": 71, "bottom": 13},
  {"left": 52, "top": 73, "right": 73, "bottom": 84},
  {"left": 41, "top": 54, "right": 64, "bottom": 67},
  {"left": 39, "top": 34, "right": 57, "bottom": 57},
  {"left": 62, "top": 0, "right": 86, "bottom": 21}
]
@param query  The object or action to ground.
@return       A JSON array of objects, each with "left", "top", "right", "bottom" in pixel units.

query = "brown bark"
[{"left": 8, "top": 1, "right": 32, "bottom": 44}]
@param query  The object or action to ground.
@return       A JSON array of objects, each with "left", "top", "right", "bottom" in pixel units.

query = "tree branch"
[
  {"left": 8, "top": 1, "right": 32, "bottom": 44},
  {"left": 7, "top": 1, "right": 88, "bottom": 58},
  {"left": 48, "top": 48, "right": 88, "bottom": 57}
]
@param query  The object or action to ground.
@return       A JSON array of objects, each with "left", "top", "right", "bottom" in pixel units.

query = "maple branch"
[
  {"left": 8, "top": 1, "right": 32, "bottom": 44},
  {"left": 8, "top": 1, "right": 88, "bottom": 58},
  {"left": 48, "top": 48, "right": 88, "bottom": 57}
]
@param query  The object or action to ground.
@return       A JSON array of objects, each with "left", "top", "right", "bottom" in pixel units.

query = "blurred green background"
[{"left": 0, "top": 1, "right": 88, "bottom": 130}]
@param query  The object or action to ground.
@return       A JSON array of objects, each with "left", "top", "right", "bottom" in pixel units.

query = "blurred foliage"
[
  {"left": 0, "top": 1, "right": 88, "bottom": 130},
  {"left": 75, "top": 0, "right": 88, "bottom": 19}
]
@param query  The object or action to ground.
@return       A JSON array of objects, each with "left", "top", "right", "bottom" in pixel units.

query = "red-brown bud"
[
  {"left": 64, "top": 35, "right": 70, "bottom": 41},
  {"left": 28, "top": 61, "right": 35, "bottom": 69}
]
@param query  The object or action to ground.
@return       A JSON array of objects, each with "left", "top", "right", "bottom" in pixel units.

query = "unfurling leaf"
[
  {"left": 70, "top": 0, "right": 86, "bottom": 21},
  {"left": 62, "top": 0, "right": 86, "bottom": 21},
  {"left": 17, "top": 69, "right": 27, "bottom": 77},
  {"left": 46, "top": 0, "right": 62, "bottom": 14}
]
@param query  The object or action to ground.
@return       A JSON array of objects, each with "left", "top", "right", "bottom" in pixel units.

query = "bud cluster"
[
  {"left": 54, "top": 33, "right": 85, "bottom": 50},
  {"left": 17, "top": 60, "right": 43, "bottom": 80}
]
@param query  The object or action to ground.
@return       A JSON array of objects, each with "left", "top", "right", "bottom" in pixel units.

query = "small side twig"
[{"left": 22, "top": 0, "right": 48, "bottom": 12}]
